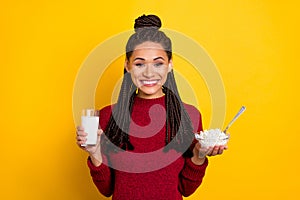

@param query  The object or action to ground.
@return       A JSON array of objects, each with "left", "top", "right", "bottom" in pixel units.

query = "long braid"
[
  {"left": 163, "top": 71, "right": 194, "bottom": 155},
  {"left": 103, "top": 71, "right": 136, "bottom": 152}
]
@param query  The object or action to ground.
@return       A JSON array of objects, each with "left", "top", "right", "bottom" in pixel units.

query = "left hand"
[{"left": 191, "top": 142, "right": 228, "bottom": 165}]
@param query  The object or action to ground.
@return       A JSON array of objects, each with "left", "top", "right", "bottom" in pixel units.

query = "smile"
[{"left": 141, "top": 80, "right": 159, "bottom": 85}]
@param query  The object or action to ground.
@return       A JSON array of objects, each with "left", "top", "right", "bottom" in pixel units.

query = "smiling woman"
[
  {"left": 125, "top": 41, "right": 172, "bottom": 99},
  {"left": 76, "top": 14, "right": 227, "bottom": 200}
]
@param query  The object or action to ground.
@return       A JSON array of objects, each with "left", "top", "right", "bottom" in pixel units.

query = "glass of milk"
[{"left": 81, "top": 109, "right": 99, "bottom": 146}]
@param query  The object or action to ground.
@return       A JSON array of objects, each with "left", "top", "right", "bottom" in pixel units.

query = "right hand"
[{"left": 76, "top": 126, "right": 103, "bottom": 166}]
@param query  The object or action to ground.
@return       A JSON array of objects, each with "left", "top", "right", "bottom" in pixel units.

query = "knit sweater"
[{"left": 87, "top": 96, "right": 208, "bottom": 200}]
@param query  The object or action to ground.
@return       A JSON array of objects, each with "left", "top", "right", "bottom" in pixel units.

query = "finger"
[
  {"left": 77, "top": 131, "right": 87, "bottom": 136},
  {"left": 206, "top": 146, "right": 214, "bottom": 156},
  {"left": 77, "top": 126, "right": 84, "bottom": 131},
  {"left": 209, "top": 146, "right": 220, "bottom": 156},
  {"left": 77, "top": 139, "right": 87, "bottom": 147},
  {"left": 218, "top": 145, "right": 228, "bottom": 154},
  {"left": 218, "top": 146, "right": 224, "bottom": 155},
  {"left": 76, "top": 136, "right": 87, "bottom": 144},
  {"left": 76, "top": 135, "right": 86, "bottom": 140}
]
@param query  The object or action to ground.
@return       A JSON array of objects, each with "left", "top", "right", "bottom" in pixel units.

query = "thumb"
[
  {"left": 97, "top": 129, "right": 104, "bottom": 136},
  {"left": 96, "top": 129, "right": 103, "bottom": 144}
]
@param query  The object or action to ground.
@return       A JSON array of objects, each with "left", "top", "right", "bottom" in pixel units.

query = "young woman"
[{"left": 76, "top": 14, "right": 227, "bottom": 200}]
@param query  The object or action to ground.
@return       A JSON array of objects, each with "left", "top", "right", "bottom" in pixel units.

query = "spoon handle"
[{"left": 223, "top": 106, "right": 246, "bottom": 133}]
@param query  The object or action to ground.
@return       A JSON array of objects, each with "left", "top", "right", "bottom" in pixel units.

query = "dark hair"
[
  {"left": 126, "top": 14, "right": 172, "bottom": 61},
  {"left": 102, "top": 14, "right": 194, "bottom": 156}
]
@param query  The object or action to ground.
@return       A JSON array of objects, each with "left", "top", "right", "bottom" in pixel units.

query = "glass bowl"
[{"left": 195, "top": 128, "right": 229, "bottom": 148}]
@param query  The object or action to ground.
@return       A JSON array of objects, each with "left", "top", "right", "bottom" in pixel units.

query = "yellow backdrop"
[{"left": 1, "top": 0, "right": 299, "bottom": 199}]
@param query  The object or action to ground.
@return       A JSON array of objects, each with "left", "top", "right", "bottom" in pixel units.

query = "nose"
[{"left": 142, "top": 64, "right": 154, "bottom": 78}]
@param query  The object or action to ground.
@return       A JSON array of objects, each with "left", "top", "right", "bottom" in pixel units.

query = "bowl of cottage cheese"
[{"left": 195, "top": 128, "right": 229, "bottom": 148}]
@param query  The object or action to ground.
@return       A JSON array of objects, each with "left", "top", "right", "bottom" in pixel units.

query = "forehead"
[
  {"left": 134, "top": 41, "right": 164, "bottom": 50},
  {"left": 131, "top": 42, "right": 168, "bottom": 59}
]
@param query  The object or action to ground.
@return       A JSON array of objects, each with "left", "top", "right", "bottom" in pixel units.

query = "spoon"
[{"left": 223, "top": 106, "right": 246, "bottom": 133}]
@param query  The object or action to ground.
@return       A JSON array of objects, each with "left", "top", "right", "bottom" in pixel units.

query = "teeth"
[{"left": 142, "top": 80, "right": 158, "bottom": 85}]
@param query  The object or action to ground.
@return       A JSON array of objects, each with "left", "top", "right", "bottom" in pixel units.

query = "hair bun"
[{"left": 134, "top": 14, "right": 162, "bottom": 31}]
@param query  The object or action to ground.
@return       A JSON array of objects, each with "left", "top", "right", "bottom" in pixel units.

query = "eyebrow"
[
  {"left": 133, "top": 57, "right": 165, "bottom": 61},
  {"left": 133, "top": 57, "right": 145, "bottom": 61},
  {"left": 153, "top": 57, "right": 165, "bottom": 61}
]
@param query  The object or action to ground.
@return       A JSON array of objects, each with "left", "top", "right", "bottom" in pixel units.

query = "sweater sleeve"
[
  {"left": 178, "top": 103, "right": 208, "bottom": 196},
  {"left": 87, "top": 155, "right": 114, "bottom": 197},
  {"left": 178, "top": 156, "right": 208, "bottom": 197},
  {"left": 86, "top": 105, "right": 114, "bottom": 197}
]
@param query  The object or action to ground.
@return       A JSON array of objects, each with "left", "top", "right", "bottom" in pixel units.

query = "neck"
[{"left": 137, "top": 90, "right": 164, "bottom": 99}]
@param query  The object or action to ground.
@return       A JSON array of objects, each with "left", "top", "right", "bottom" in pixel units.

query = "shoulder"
[
  {"left": 98, "top": 105, "right": 114, "bottom": 130},
  {"left": 99, "top": 105, "right": 113, "bottom": 116},
  {"left": 183, "top": 103, "right": 203, "bottom": 132},
  {"left": 183, "top": 103, "right": 201, "bottom": 120}
]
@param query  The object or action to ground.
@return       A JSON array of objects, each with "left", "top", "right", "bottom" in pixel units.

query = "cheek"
[
  {"left": 130, "top": 71, "right": 142, "bottom": 86},
  {"left": 158, "top": 69, "right": 169, "bottom": 80},
  {"left": 131, "top": 70, "right": 141, "bottom": 79}
]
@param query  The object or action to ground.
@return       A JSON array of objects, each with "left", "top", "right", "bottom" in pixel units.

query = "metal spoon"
[{"left": 223, "top": 106, "right": 246, "bottom": 133}]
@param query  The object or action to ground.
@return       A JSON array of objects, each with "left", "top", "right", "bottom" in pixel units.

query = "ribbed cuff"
[
  {"left": 87, "top": 155, "right": 110, "bottom": 179},
  {"left": 181, "top": 157, "right": 208, "bottom": 181}
]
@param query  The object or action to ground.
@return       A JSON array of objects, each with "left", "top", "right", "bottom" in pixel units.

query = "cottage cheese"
[{"left": 195, "top": 128, "right": 229, "bottom": 148}]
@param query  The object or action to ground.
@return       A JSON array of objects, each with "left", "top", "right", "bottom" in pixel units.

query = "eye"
[
  {"left": 134, "top": 63, "right": 145, "bottom": 67},
  {"left": 154, "top": 62, "right": 164, "bottom": 67}
]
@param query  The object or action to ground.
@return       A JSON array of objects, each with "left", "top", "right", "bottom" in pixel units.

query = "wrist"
[
  {"left": 191, "top": 156, "right": 206, "bottom": 165},
  {"left": 90, "top": 153, "right": 102, "bottom": 167}
]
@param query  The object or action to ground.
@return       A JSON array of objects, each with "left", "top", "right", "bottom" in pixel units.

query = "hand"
[
  {"left": 191, "top": 142, "right": 228, "bottom": 165},
  {"left": 206, "top": 145, "right": 228, "bottom": 157},
  {"left": 76, "top": 126, "right": 103, "bottom": 166}
]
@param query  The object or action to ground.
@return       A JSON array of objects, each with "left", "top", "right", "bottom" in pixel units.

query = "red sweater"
[{"left": 87, "top": 96, "right": 208, "bottom": 200}]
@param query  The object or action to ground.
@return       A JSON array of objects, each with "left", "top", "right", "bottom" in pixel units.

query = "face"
[{"left": 125, "top": 41, "right": 172, "bottom": 99}]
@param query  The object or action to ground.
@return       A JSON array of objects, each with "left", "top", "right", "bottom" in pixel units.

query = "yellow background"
[{"left": 1, "top": 0, "right": 299, "bottom": 199}]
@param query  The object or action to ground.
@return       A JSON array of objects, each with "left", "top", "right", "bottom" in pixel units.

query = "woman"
[{"left": 76, "top": 14, "right": 227, "bottom": 200}]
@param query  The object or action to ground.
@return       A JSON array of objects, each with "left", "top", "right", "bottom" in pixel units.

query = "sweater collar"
[{"left": 134, "top": 95, "right": 165, "bottom": 106}]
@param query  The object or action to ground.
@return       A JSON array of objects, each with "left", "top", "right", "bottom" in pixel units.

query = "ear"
[
  {"left": 124, "top": 59, "right": 130, "bottom": 73},
  {"left": 168, "top": 59, "right": 173, "bottom": 72}
]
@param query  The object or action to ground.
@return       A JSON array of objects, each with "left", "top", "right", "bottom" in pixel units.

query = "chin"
[{"left": 139, "top": 87, "right": 163, "bottom": 98}]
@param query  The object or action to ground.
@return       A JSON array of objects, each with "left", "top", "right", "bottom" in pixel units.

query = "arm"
[
  {"left": 77, "top": 106, "right": 115, "bottom": 197},
  {"left": 77, "top": 128, "right": 114, "bottom": 197},
  {"left": 87, "top": 155, "right": 114, "bottom": 197},
  {"left": 178, "top": 104, "right": 227, "bottom": 196},
  {"left": 177, "top": 104, "right": 207, "bottom": 196},
  {"left": 178, "top": 156, "right": 208, "bottom": 197}
]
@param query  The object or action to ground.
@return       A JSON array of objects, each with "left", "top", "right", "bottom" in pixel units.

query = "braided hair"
[{"left": 102, "top": 14, "right": 194, "bottom": 156}]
